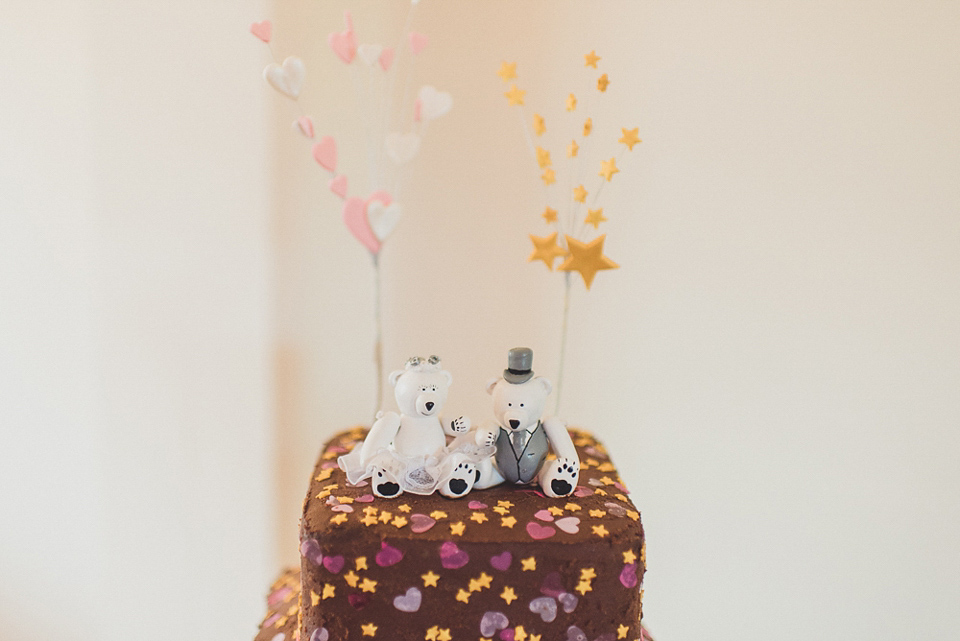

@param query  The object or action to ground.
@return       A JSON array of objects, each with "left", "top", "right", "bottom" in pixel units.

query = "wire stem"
[{"left": 555, "top": 272, "right": 572, "bottom": 414}]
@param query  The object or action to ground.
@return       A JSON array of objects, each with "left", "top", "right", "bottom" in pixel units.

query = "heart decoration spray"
[{"left": 251, "top": 6, "right": 453, "bottom": 417}]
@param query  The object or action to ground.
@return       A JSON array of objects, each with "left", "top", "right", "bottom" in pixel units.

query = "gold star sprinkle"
[
  {"left": 515, "top": 626, "right": 527, "bottom": 641},
  {"left": 456, "top": 588, "right": 471, "bottom": 603},
  {"left": 450, "top": 521, "right": 466, "bottom": 536},
  {"left": 468, "top": 578, "right": 483, "bottom": 593},
  {"left": 541, "top": 168, "right": 556, "bottom": 186},
  {"left": 528, "top": 232, "right": 569, "bottom": 271},
  {"left": 397, "top": 504, "right": 412, "bottom": 513},
  {"left": 429, "top": 510, "right": 448, "bottom": 520},
  {"left": 336, "top": 496, "right": 354, "bottom": 504},
  {"left": 583, "top": 118, "right": 593, "bottom": 136},
  {"left": 595, "top": 488, "right": 608, "bottom": 496},
  {"left": 584, "top": 208, "right": 607, "bottom": 229},
  {"left": 529, "top": 636, "right": 541, "bottom": 641},
  {"left": 618, "top": 625, "right": 630, "bottom": 639},
  {"left": 361, "top": 514, "right": 378, "bottom": 526},
  {"left": 558, "top": 234, "right": 619, "bottom": 289},
  {"left": 344, "top": 571, "right": 359, "bottom": 587},
  {"left": 392, "top": 515, "right": 408, "bottom": 529},
  {"left": 581, "top": 568, "right": 597, "bottom": 580},
  {"left": 497, "top": 61, "right": 517, "bottom": 82},
  {"left": 592, "top": 524, "right": 610, "bottom": 538},
  {"left": 437, "top": 629, "right": 452, "bottom": 641},
  {"left": 492, "top": 506, "right": 510, "bottom": 515},
  {"left": 521, "top": 556, "right": 537, "bottom": 571},
  {"left": 476, "top": 572, "right": 493, "bottom": 589},
  {"left": 599, "top": 158, "right": 619, "bottom": 181},
  {"left": 600, "top": 476, "right": 616, "bottom": 485},
  {"left": 566, "top": 93, "right": 577, "bottom": 111},
  {"left": 542, "top": 207, "right": 558, "bottom": 224},
  {"left": 314, "top": 469, "right": 333, "bottom": 482},
  {"left": 589, "top": 509, "right": 607, "bottom": 518},
  {"left": 356, "top": 557, "right": 368, "bottom": 571},
  {"left": 379, "top": 511, "right": 392, "bottom": 523},
  {"left": 505, "top": 85, "right": 526, "bottom": 106},
  {"left": 471, "top": 511, "right": 489, "bottom": 524},
  {"left": 500, "top": 586, "right": 518, "bottom": 604},
  {"left": 363, "top": 506, "right": 378, "bottom": 515},
  {"left": 548, "top": 506, "right": 564, "bottom": 516},
  {"left": 565, "top": 503, "right": 582, "bottom": 512},
  {"left": 501, "top": 516, "right": 517, "bottom": 528},
  {"left": 615, "top": 494, "right": 629, "bottom": 502},
  {"left": 315, "top": 490, "right": 331, "bottom": 501},
  {"left": 536, "top": 147, "right": 552, "bottom": 169},
  {"left": 573, "top": 185, "right": 588, "bottom": 203},
  {"left": 498, "top": 501, "right": 514, "bottom": 508},
  {"left": 361, "top": 623, "right": 377, "bottom": 637},
  {"left": 567, "top": 139, "right": 579, "bottom": 158},
  {"left": 576, "top": 580, "right": 593, "bottom": 595},
  {"left": 311, "top": 590, "right": 320, "bottom": 606},
  {"left": 425, "top": 626, "right": 439, "bottom": 641},
  {"left": 585, "top": 50, "right": 601, "bottom": 68},
  {"left": 641, "top": 541, "right": 647, "bottom": 564},
  {"left": 275, "top": 616, "right": 288, "bottom": 627},
  {"left": 322, "top": 583, "right": 336, "bottom": 599},
  {"left": 619, "top": 127, "right": 641, "bottom": 150},
  {"left": 627, "top": 510, "right": 640, "bottom": 521},
  {"left": 597, "top": 74, "right": 610, "bottom": 92},
  {"left": 598, "top": 462, "right": 615, "bottom": 472},
  {"left": 533, "top": 114, "right": 546, "bottom": 136},
  {"left": 623, "top": 550, "right": 637, "bottom": 564},
  {"left": 330, "top": 513, "right": 349, "bottom": 525},
  {"left": 422, "top": 571, "right": 440, "bottom": 587},
  {"left": 359, "top": 577, "right": 377, "bottom": 593}
]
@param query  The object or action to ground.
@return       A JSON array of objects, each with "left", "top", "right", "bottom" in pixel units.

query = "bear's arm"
[
  {"left": 542, "top": 416, "right": 579, "bottom": 462},
  {"left": 359, "top": 411, "right": 401, "bottom": 463}
]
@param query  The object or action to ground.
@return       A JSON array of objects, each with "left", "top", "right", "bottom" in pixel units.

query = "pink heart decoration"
[
  {"left": 330, "top": 504, "right": 353, "bottom": 513},
  {"left": 468, "top": 500, "right": 487, "bottom": 510},
  {"left": 328, "top": 29, "right": 356, "bottom": 63},
  {"left": 329, "top": 175, "right": 348, "bottom": 199},
  {"left": 500, "top": 629, "right": 515, "bottom": 641},
  {"left": 379, "top": 47, "right": 395, "bottom": 71},
  {"left": 348, "top": 593, "right": 369, "bottom": 609},
  {"left": 299, "top": 539, "right": 323, "bottom": 566},
  {"left": 367, "top": 190, "right": 392, "bottom": 207},
  {"left": 408, "top": 32, "right": 428, "bottom": 54},
  {"left": 376, "top": 541, "right": 404, "bottom": 567},
  {"left": 540, "top": 572, "right": 565, "bottom": 598},
  {"left": 343, "top": 197, "right": 380, "bottom": 253},
  {"left": 534, "top": 509, "right": 554, "bottom": 522},
  {"left": 615, "top": 481, "right": 630, "bottom": 494},
  {"left": 490, "top": 551, "right": 512, "bottom": 571},
  {"left": 573, "top": 486, "right": 593, "bottom": 498},
  {"left": 439, "top": 541, "right": 470, "bottom": 569},
  {"left": 620, "top": 563, "right": 638, "bottom": 588},
  {"left": 555, "top": 516, "right": 580, "bottom": 534},
  {"left": 250, "top": 20, "right": 272, "bottom": 43},
  {"left": 354, "top": 493, "right": 375, "bottom": 503},
  {"left": 268, "top": 585, "right": 292, "bottom": 606},
  {"left": 295, "top": 116, "right": 314, "bottom": 138},
  {"left": 322, "top": 555, "right": 345, "bottom": 574},
  {"left": 526, "top": 521, "right": 556, "bottom": 540},
  {"left": 410, "top": 513, "right": 436, "bottom": 533},
  {"left": 312, "top": 136, "right": 337, "bottom": 172}
]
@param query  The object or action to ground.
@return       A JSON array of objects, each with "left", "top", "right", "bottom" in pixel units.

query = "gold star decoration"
[
  {"left": 623, "top": 550, "right": 637, "bottom": 564},
  {"left": 378, "top": 511, "right": 392, "bottom": 523},
  {"left": 450, "top": 521, "right": 466, "bottom": 536},
  {"left": 355, "top": 557, "right": 368, "bottom": 571},
  {"left": 597, "top": 74, "right": 610, "bottom": 92},
  {"left": 500, "top": 586, "right": 518, "bottom": 604},
  {"left": 344, "top": 571, "right": 359, "bottom": 587},
  {"left": 422, "top": 571, "right": 440, "bottom": 587},
  {"left": 536, "top": 147, "right": 552, "bottom": 169},
  {"left": 397, "top": 504, "right": 411, "bottom": 513},
  {"left": 565, "top": 502, "right": 582, "bottom": 512},
  {"left": 330, "top": 513, "right": 349, "bottom": 525},
  {"left": 567, "top": 139, "right": 579, "bottom": 157},
  {"left": 584, "top": 208, "right": 607, "bottom": 229},
  {"left": 438, "top": 629, "right": 452, "bottom": 641},
  {"left": 322, "top": 583, "right": 336, "bottom": 599},
  {"left": 470, "top": 511, "right": 489, "bottom": 524},
  {"left": 617, "top": 624, "right": 630, "bottom": 639},
  {"left": 583, "top": 118, "right": 593, "bottom": 136},
  {"left": 533, "top": 114, "right": 546, "bottom": 136},
  {"left": 311, "top": 590, "right": 320, "bottom": 606},
  {"left": 585, "top": 50, "right": 601, "bottom": 68},
  {"left": 476, "top": 572, "right": 493, "bottom": 589},
  {"left": 592, "top": 524, "right": 610, "bottom": 538},
  {"left": 360, "top": 513, "right": 378, "bottom": 526},
  {"left": 429, "top": 510, "right": 448, "bottom": 520},
  {"left": 600, "top": 475, "right": 616, "bottom": 485},
  {"left": 515, "top": 626, "right": 528, "bottom": 641},
  {"left": 528, "top": 232, "right": 569, "bottom": 271},
  {"left": 542, "top": 207, "right": 558, "bottom": 224},
  {"left": 628, "top": 510, "right": 640, "bottom": 521},
  {"left": 530, "top": 635, "right": 542, "bottom": 641},
  {"left": 566, "top": 93, "right": 577, "bottom": 111},
  {"left": 456, "top": 588, "right": 471, "bottom": 603},
  {"left": 497, "top": 500, "right": 514, "bottom": 508},
  {"left": 425, "top": 626, "right": 439, "bottom": 641},
  {"left": 575, "top": 580, "right": 593, "bottom": 595},
  {"left": 359, "top": 577, "right": 378, "bottom": 593},
  {"left": 392, "top": 515, "right": 408, "bottom": 528},
  {"left": 619, "top": 127, "right": 641, "bottom": 150},
  {"left": 558, "top": 234, "right": 619, "bottom": 289},
  {"left": 547, "top": 506, "right": 564, "bottom": 516},
  {"left": 492, "top": 505, "right": 510, "bottom": 515},
  {"left": 599, "top": 157, "right": 619, "bottom": 181},
  {"left": 541, "top": 168, "right": 556, "bottom": 186},
  {"left": 501, "top": 516, "right": 517, "bottom": 528},
  {"left": 581, "top": 568, "right": 597, "bottom": 580},
  {"left": 505, "top": 84, "right": 526, "bottom": 106},
  {"left": 497, "top": 61, "right": 517, "bottom": 82},
  {"left": 589, "top": 509, "right": 607, "bottom": 518},
  {"left": 314, "top": 468, "right": 333, "bottom": 482},
  {"left": 573, "top": 185, "right": 588, "bottom": 203},
  {"left": 521, "top": 556, "right": 537, "bottom": 571},
  {"left": 361, "top": 623, "right": 377, "bottom": 637}
]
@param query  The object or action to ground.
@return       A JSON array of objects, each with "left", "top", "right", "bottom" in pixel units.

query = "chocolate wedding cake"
[{"left": 254, "top": 427, "right": 647, "bottom": 641}]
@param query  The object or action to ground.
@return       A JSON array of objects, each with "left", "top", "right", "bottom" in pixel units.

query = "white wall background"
[{"left": 1, "top": 1, "right": 958, "bottom": 641}]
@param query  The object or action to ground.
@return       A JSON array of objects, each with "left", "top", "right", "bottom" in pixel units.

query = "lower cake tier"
[{"left": 296, "top": 427, "right": 646, "bottom": 641}]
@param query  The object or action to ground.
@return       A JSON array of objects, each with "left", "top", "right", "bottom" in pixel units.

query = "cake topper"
[
  {"left": 497, "top": 52, "right": 641, "bottom": 411},
  {"left": 473, "top": 348, "right": 581, "bottom": 498},
  {"left": 251, "top": 7, "right": 453, "bottom": 417},
  {"left": 338, "top": 356, "right": 495, "bottom": 499}
]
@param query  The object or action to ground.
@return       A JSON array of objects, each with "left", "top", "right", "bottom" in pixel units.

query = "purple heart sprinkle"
[
  {"left": 480, "top": 611, "right": 510, "bottom": 638},
  {"left": 529, "top": 596, "right": 558, "bottom": 622},
  {"left": 439, "top": 541, "right": 470, "bottom": 569},
  {"left": 322, "top": 554, "right": 344, "bottom": 574},
  {"left": 410, "top": 513, "right": 437, "bottom": 533},
  {"left": 348, "top": 593, "right": 369, "bottom": 609},
  {"left": 490, "top": 551, "right": 512, "bottom": 571},
  {"left": 620, "top": 563, "right": 638, "bottom": 588},
  {"left": 299, "top": 539, "right": 323, "bottom": 566},
  {"left": 559, "top": 592, "right": 579, "bottom": 613},
  {"left": 376, "top": 541, "right": 404, "bottom": 567},
  {"left": 310, "top": 628, "right": 329, "bottom": 641},
  {"left": 541, "top": 572, "right": 565, "bottom": 598}
]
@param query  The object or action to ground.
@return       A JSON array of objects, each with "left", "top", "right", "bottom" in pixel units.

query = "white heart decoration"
[
  {"left": 367, "top": 201, "right": 402, "bottom": 242},
  {"left": 357, "top": 44, "right": 384, "bottom": 66},
  {"left": 417, "top": 85, "right": 452, "bottom": 122},
  {"left": 384, "top": 132, "right": 421, "bottom": 164},
  {"left": 264, "top": 56, "right": 305, "bottom": 99}
]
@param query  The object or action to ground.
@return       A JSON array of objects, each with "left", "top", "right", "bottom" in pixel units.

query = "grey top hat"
[{"left": 503, "top": 347, "right": 535, "bottom": 384}]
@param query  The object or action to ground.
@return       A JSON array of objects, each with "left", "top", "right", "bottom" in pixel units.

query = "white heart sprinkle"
[
  {"left": 263, "top": 56, "right": 305, "bottom": 99},
  {"left": 385, "top": 132, "right": 421, "bottom": 164},
  {"left": 417, "top": 85, "right": 453, "bottom": 122},
  {"left": 357, "top": 43, "right": 384, "bottom": 66},
  {"left": 367, "top": 201, "right": 402, "bottom": 242}
]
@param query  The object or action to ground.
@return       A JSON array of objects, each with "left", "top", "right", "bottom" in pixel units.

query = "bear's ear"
[
  {"left": 485, "top": 377, "right": 500, "bottom": 395},
  {"left": 442, "top": 370, "right": 453, "bottom": 387},
  {"left": 388, "top": 370, "right": 404, "bottom": 388},
  {"left": 534, "top": 376, "right": 553, "bottom": 396}
]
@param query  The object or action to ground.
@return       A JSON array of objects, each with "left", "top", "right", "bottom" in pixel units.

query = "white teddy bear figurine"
[
  {"left": 338, "top": 355, "right": 488, "bottom": 499},
  {"left": 473, "top": 347, "right": 581, "bottom": 498}
]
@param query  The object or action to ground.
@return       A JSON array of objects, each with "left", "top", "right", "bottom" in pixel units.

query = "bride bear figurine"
[{"left": 338, "top": 355, "right": 494, "bottom": 499}]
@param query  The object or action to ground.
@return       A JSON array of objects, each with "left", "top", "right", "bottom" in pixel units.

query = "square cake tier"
[{"left": 294, "top": 427, "right": 645, "bottom": 641}]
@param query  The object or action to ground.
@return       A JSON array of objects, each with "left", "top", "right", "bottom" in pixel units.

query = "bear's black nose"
[
  {"left": 425, "top": 402, "right": 435, "bottom": 411},
  {"left": 509, "top": 419, "right": 520, "bottom": 429}
]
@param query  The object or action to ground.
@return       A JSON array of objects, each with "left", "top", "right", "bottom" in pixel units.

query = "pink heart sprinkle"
[
  {"left": 615, "top": 481, "right": 630, "bottom": 494},
  {"left": 354, "top": 493, "right": 375, "bottom": 503},
  {"left": 367, "top": 189, "right": 392, "bottom": 207},
  {"left": 620, "top": 563, "right": 638, "bottom": 588},
  {"left": 410, "top": 514, "right": 436, "bottom": 533},
  {"left": 312, "top": 136, "right": 337, "bottom": 173},
  {"left": 295, "top": 116, "right": 314, "bottom": 138},
  {"left": 342, "top": 197, "right": 380, "bottom": 254},
  {"left": 330, "top": 504, "right": 353, "bottom": 513},
  {"left": 555, "top": 516, "right": 580, "bottom": 534},
  {"left": 439, "top": 541, "right": 470, "bottom": 569},
  {"left": 322, "top": 555, "right": 344, "bottom": 574},
  {"left": 534, "top": 509, "right": 554, "bottom": 522},
  {"left": 540, "top": 571, "right": 565, "bottom": 598},
  {"left": 329, "top": 174, "right": 348, "bottom": 199},
  {"left": 408, "top": 32, "right": 428, "bottom": 54},
  {"left": 376, "top": 541, "right": 404, "bottom": 567},
  {"left": 320, "top": 461, "right": 337, "bottom": 469},
  {"left": 468, "top": 501, "right": 487, "bottom": 510},
  {"left": 250, "top": 20, "right": 272, "bottom": 43},
  {"left": 500, "top": 629, "right": 515, "bottom": 641},
  {"left": 490, "top": 551, "right": 512, "bottom": 571},
  {"left": 574, "top": 486, "right": 593, "bottom": 498},
  {"left": 348, "top": 593, "right": 369, "bottom": 609},
  {"left": 526, "top": 521, "right": 556, "bottom": 540},
  {"left": 379, "top": 47, "right": 395, "bottom": 71},
  {"left": 328, "top": 14, "right": 356, "bottom": 63},
  {"left": 268, "top": 586, "right": 292, "bottom": 606}
]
